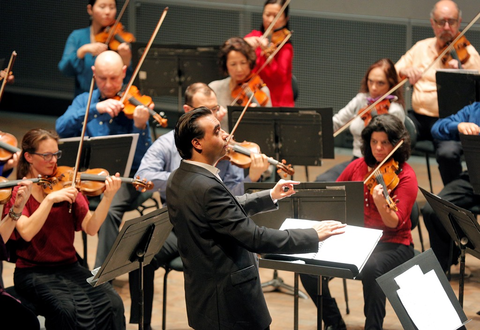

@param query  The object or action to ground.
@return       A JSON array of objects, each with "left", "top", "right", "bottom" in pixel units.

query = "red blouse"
[
  {"left": 337, "top": 157, "right": 417, "bottom": 246},
  {"left": 245, "top": 30, "right": 294, "bottom": 107}
]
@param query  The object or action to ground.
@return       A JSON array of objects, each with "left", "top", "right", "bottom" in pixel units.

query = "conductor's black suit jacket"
[{"left": 166, "top": 161, "right": 319, "bottom": 330}]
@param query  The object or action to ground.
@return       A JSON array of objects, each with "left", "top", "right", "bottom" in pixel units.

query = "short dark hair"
[
  {"left": 175, "top": 107, "right": 213, "bottom": 159},
  {"left": 218, "top": 37, "right": 256, "bottom": 76},
  {"left": 361, "top": 114, "right": 411, "bottom": 167},
  {"left": 184, "top": 82, "right": 215, "bottom": 106}
]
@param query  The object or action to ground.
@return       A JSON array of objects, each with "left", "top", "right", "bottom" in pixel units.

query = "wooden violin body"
[
  {"left": 224, "top": 140, "right": 294, "bottom": 178},
  {"left": 231, "top": 74, "right": 269, "bottom": 107},
  {"left": 0, "top": 131, "right": 21, "bottom": 162},
  {"left": 364, "top": 158, "right": 400, "bottom": 211},
  {"left": 360, "top": 99, "right": 392, "bottom": 127},
  {"left": 441, "top": 34, "right": 471, "bottom": 66},
  {"left": 95, "top": 22, "right": 136, "bottom": 51}
]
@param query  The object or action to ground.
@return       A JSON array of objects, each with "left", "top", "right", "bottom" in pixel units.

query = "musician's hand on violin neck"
[
  {"left": 458, "top": 122, "right": 480, "bottom": 136},
  {"left": 446, "top": 58, "right": 460, "bottom": 69},
  {"left": 97, "top": 98, "right": 124, "bottom": 118},
  {"left": 102, "top": 173, "right": 122, "bottom": 199},
  {"left": 133, "top": 105, "right": 150, "bottom": 130},
  {"left": 248, "top": 153, "right": 270, "bottom": 182},
  {"left": 13, "top": 179, "right": 33, "bottom": 211},
  {"left": 2, "top": 151, "right": 20, "bottom": 172}
]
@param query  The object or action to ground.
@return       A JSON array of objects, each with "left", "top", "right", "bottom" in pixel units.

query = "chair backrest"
[
  {"left": 292, "top": 75, "right": 299, "bottom": 101},
  {"left": 404, "top": 116, "right": 417, "bottom": 149},
  {"left": 410, "top": 200, "right": 420, "bottom": 230}
]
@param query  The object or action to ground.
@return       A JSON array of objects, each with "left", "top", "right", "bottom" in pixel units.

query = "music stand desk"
[{"left": 377, "top": 249, "right": 468, "bottom": 330}]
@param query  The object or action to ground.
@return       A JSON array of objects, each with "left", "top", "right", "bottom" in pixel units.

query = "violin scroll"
[
  {"left": 132, "top": 176, "right": 153, "bottom": 192},
  {"left": 364, "top": 158, "right": 399, "bottom": 212}
]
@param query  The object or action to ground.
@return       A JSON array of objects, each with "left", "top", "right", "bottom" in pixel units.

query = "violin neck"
[
  {"left": 0, "top": 178, "right": 41, "bottom": 189},
  {"left": 231, "top": 144, "right": 279, "bottom": 166},
  {"left": 0, "top": 140, "right": 21, "bottom": 154},
  {"left": 80, "top": 173, "right": 133, "bottom": 184}
]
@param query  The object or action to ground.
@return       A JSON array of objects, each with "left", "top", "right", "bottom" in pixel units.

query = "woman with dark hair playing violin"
[
  {"left": 2, "top": 128, "right": 124, "bottom": 330},
  {"left": 209, "top": 37, "right": 272, "bottom": 131},
  {"left": 58, "top": 0, "right": 133, "bottom": 96},
  {"left": 302, "top": 114, "right": 417, "bottom": 330},
  {"left": 316, "top": 58, "right": 405, "bottom": 182},
  {"left": 244, "top": 0, "right": 294, "bottom": 107}
]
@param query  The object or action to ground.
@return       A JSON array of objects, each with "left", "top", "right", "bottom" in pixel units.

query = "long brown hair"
[
  {"left": 17, "top": 129, "right": 59, "bottom": 178},
  {"left": 359, "top": 58, "right": 404, "bottom": 108}
]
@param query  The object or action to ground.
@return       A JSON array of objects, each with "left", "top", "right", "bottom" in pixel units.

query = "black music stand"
[
  {"left": 87, "top": 207, "right": 173, "bottom": 330},
  {"left": 376, "top": 249, "right": 468, "bottom": 330},
  {"left": 436, "top": 69, "right": 480, "bottom": 118},
  {"left": 460, "top": 134, "right": 480, "bottom": 195},
  {"left": 228, "top": 107, "right": 334, "bottom": 181},
  {"left": 419, "top": 186, "right": 480, "bottom": 307},
  {"left": 58, "top": 134, "right": 138, "bottom": 177},
  {"left": 132, "top": 43, "right": 222, "bottom": 125},
  {"left": 245, "top": 182, "right": 365, "bottom": 330}
]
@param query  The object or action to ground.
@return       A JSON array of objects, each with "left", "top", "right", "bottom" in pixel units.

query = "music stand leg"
[
  {"left": 139, "top": 258, "right": 145, "bottom": 330},
  {"left": 316, "top": 276, "right": 324, "bottom": 330},
  {"left": 459, "top": 238, "right": 468, "bottom": 307},
  {"left": 294, "top": 274, "right": 299, "bottom": 330},
  {"left": 261, "top": 270, "right": 308, "bottom": 298}
]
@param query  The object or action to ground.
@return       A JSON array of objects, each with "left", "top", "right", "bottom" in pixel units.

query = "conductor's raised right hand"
[{"left": 312, "top": 220, "right": 346, "bottom": 241}]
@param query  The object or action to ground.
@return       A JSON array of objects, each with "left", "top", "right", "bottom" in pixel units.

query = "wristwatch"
[{"left": 8, "top": 208, "right": 22, "bottom": 221}]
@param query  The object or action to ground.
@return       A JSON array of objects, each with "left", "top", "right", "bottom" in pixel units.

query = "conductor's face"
[{"left": 193, "top": 114, "right": 228, "bottom": 164}]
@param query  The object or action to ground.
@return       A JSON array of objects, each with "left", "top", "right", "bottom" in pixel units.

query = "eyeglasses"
[
  {"left": 433, "top": 18, "right": 458, "bottom": 27},
  {"left": 31, "top": 150, "right": 62, "bottom": 161},
  {"left": 187, "top": 104, "right": 221, "bottom": 113}
]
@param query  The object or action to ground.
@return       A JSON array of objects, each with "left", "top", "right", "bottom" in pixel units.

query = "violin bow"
[
  {"left": 68, "top": 76, "right": 96, "bottom": 212},
  {"left": 226, "top": 92, "right": 256, "bottom": 145},
  {"left": 105, "top": 0, "right": 131, "bottom": 46},
  {"left": 334, "top": 10, "right": 480, "bottom": 138},
  {"left": 363, "top": 139, "right": 404, "bottom": 184},
  {"left": 0, "top": 51, "right": 17, "bottom": 103},
  {"left": 119, "top": 7, "right": 168, "bottom": 104}
]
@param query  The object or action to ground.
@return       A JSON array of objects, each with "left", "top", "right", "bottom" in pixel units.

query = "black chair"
[{"left": 161, "top": 256, "right": 183, "bottom": 330}]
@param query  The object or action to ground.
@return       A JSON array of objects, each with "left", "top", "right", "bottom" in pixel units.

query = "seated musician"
[
  {"left": 315, "top": 58, "right": 405, "bottom": 182},
  {"left": 422, "top": 101, "right": 480, "bottom": 273},
  {"left": 129, "top": 82, "right": 270, "bottom": 329},
  {"left": 302, "top": 114, "right": 417, "bottom": 330},
  {"left": 55, "top": 50, "right": 153, "bottom": 272},
  {"left": 209, "top": 36, "right": 272, "bottom": 131},
  {"left": 2, "top": 128, "right": 124, "bottom": 329}
]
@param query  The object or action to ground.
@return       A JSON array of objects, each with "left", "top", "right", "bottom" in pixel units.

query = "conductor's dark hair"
[
  {"left": 175, "top": 107, "right": 213, "bottom": 159},
  {"left": 361, "top": 114, "right": 411, "bottom": 167}
]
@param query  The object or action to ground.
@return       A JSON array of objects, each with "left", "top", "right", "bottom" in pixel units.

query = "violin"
[
  {"left": 0, "top": 176, "right": 57, "bottom": 204},
  {"left": 231, "top": 74, "right": 269, "bottom": 107},
  {"left": 94, "top": 22, "right": 136, "bottom": 51},
  {"left": 224, "top": 140, "right": 294, "bottom": 178},
  {"left": 47, "top": 166, "right": 153, "bottom": 197},
  {"left": 117, "top": 85, "right": 168, "bottom": 127},
  {"left": 0, "top": 131, "right": 21, "bottom": 162},
  {"left": 364, "top": 158, "right": 400, "bottom": 212},
  {"left": 360, "top": 96, "right": 397, "bottom": 127},
  {"left": 263, "top": 27, "right": 291, "bottom": 57},
  {"left": 441, "top": 34, "right": 471, "bottom": 67}
]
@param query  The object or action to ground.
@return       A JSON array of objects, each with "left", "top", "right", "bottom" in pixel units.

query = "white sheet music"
[
  {"left": 277, "top": 218, "right": 382, "bottom": 274},
  {"left": 395, "top": 265, "right": 463, "bottom": 330}
]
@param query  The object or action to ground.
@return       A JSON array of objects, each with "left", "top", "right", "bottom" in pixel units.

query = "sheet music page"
[
  {"left": 278, "top": 218, "right": 382, "bottom": 273},
  {"left": 395, "top": 265, "right": 463, "bottom": 330}
]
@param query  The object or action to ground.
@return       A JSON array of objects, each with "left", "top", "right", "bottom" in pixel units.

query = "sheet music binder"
[
  {"left": 459, "top": 134, "right": 480, "bottom": 195},
  {"left": 264, "top": 219, "right": 382, "bottom": 277},
  {"left": 377, "top": 249, "right": 468, "bottom": 330},
  {"left": 58, "top": 133, "right": 138, "bottom": 177}
]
